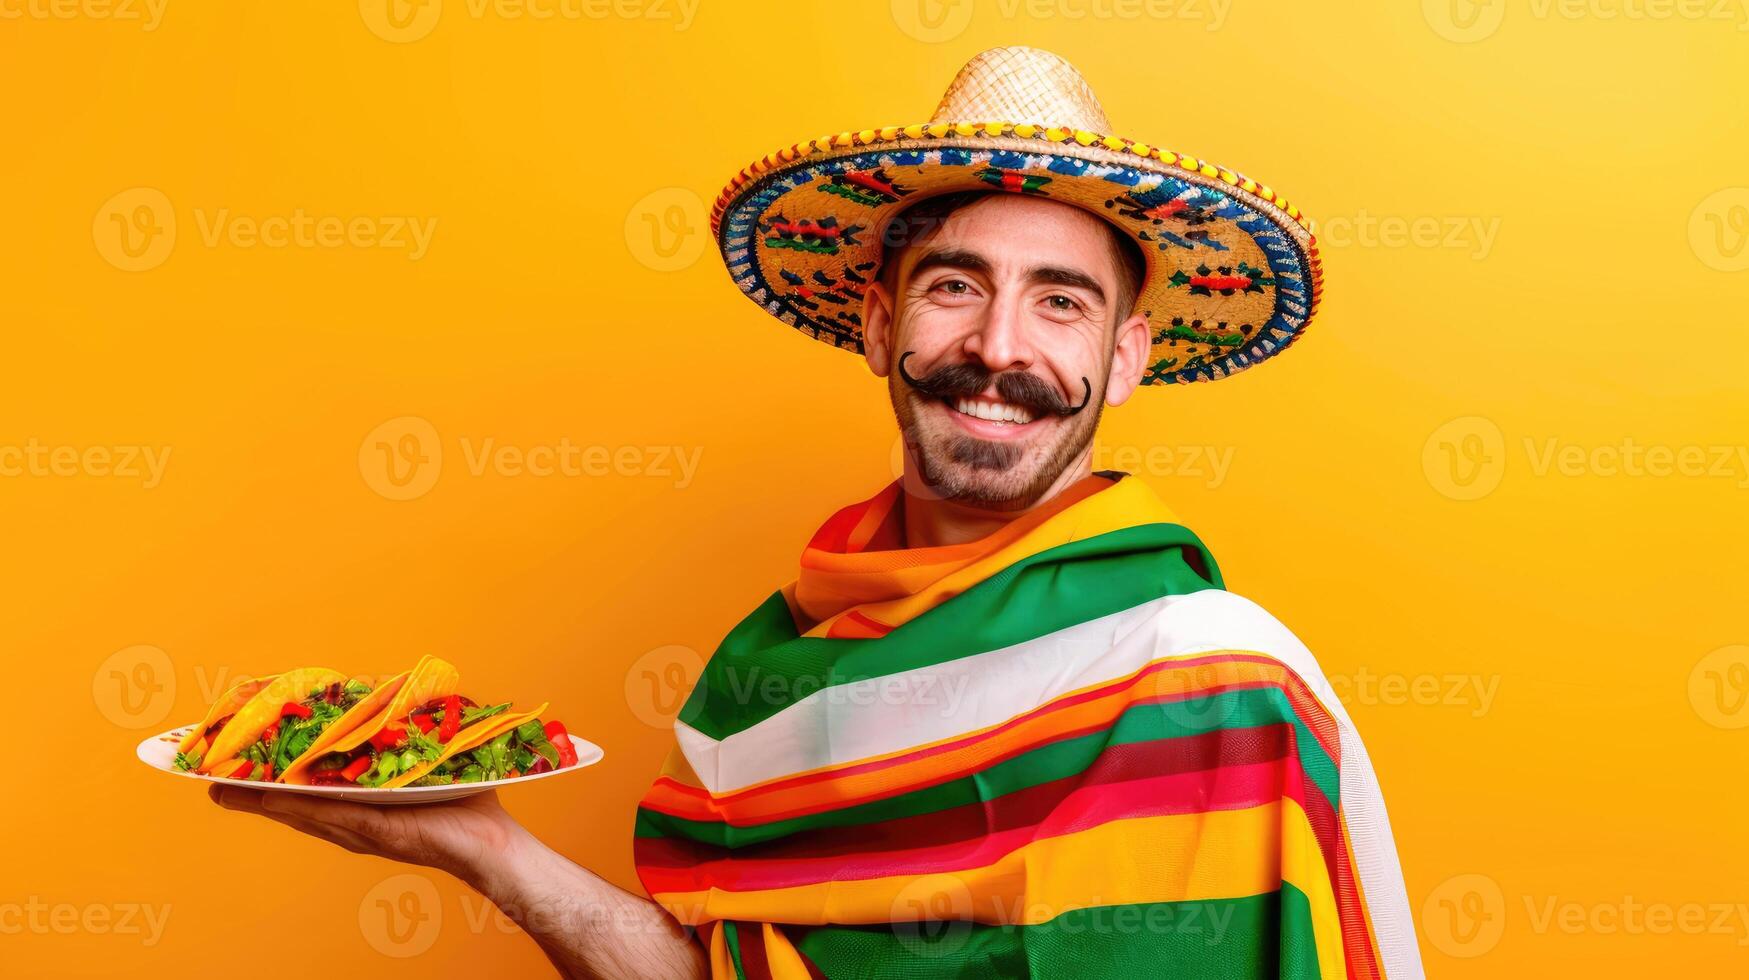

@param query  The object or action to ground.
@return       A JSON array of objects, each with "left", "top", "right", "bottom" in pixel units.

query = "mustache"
[{"left": 896, "top": 351, "right": 1093, "bottom": 417}]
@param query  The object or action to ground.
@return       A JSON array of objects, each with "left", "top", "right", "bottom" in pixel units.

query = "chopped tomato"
[
  {"left": 341, "top": 755, "right": 373, "bottom": 782},
  {"left": 544, "top": 721, "right": 578, "bottom": 767},
  {"left": 230, "top": 760, "right": 255, "bottom": 781},
  {"left": 438, "top": 695, "right": 462, "bottom": 743},
  {"left": 411, "top": 713, "right": 436, "bottom": 734},
  {"left": 370, "top": 723, "right": 407, "bottom": 751},
  {"left": 280, "top": 701, "right": 313, "bottom": 720}
]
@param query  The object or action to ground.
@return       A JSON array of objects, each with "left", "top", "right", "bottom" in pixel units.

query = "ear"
[
  {"left": 1104, "top": 311, "right": 1152, "bottom": 407},
  {"left": 862, "top": 279, "right": 895, "bottom": 378}
]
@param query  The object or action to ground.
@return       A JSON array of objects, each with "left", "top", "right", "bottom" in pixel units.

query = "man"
[{"left": 214, "top": 46, "right": 1420, "bottom": 979}]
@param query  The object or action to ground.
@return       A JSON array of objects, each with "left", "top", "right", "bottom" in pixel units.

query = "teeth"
[{"left": 952, "top": 398, "right": 1033, "bottom": 425}]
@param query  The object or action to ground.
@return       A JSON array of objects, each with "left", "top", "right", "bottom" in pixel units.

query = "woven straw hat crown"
[{"left": 928, "top": 46, "right": 1114, "bottom": 133}]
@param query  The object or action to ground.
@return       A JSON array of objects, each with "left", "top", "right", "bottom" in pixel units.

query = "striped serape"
[{"left": 634, "top": 472, "right": 1421, "bottom": 979}]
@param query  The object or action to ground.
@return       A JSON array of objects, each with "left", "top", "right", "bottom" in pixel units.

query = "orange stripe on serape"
[
  {"left": 642, "top": 653, "right": 1340, "bottom": 825},
  {"left": 824, "top": 609, "right": 892, "bottom": 639},
  {"left": 791, "top": 473, "right": 1142, "bottom": 636}
]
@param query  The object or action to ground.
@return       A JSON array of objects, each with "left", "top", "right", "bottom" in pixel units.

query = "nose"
[{"left": 960, "top": 291, "right": 1034, "bottom": 376}]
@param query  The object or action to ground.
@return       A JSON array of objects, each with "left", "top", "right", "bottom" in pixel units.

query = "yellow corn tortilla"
[
  {"left": 276, "top": 666, "right": 416, "bottom": 785},
  {"left": 195, "top": 667, "right": 347, "bottom": 774},
  {"left": 176, "top": 674, "right": 279, "bottom": 758},
  {"left": 384, "top": 701, "right": 550, "bottom": 789},
  {"left": 314, "top": 655, "right": 461, "bottom": 759}
]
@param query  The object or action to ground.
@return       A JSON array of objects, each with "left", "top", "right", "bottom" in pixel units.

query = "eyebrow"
[{"left": 909, "top": 247, "right": 1107, "bottom": 305}]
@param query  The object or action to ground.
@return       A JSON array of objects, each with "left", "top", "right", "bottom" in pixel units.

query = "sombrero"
[{"left": 711, "top": 45, "right": 1322, "bottom": 385}]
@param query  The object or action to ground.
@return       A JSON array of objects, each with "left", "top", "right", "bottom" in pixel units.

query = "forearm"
[{"left": 464, "top": 826, "right": 709, "bottom": 980}]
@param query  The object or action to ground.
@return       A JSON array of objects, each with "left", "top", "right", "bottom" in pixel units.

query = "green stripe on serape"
[
  {"left": 678, "top": 523, "right": 1221, "bottom": 742},
  {"left": 793, "top": 888, "right": 1321, "bottom": 979},
  {"left": 637, "top": 686, "right": 1335, "bottom": 845},
  {"left": 722, "top": 920, "right": 747, "bottom": 980}
]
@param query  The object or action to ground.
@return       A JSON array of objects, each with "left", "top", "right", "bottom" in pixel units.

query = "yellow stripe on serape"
[
  {"left": 762, "top": 923, "right": 816, "bottom": 980},
  {"left": 1283, "top": 797, "right": 1349, "bottom": 980},
  {"left": 653, "top": 800, "right": 1342, "bottom": 944}
]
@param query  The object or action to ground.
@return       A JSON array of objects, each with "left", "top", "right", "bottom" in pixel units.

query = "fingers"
[
  {"left": 208, "top": 784, "right": 384, "bottom": 857},
  {"left": 210, "top": 783, "right": 390, "bottom": 839}
]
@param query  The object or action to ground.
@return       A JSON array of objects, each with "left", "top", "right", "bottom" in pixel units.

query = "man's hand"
[
  {"left": 210, "top": 786, "right": 709, "bottom": 980},
  {"left": 209, "top": 784, "right": 518, "bottom": 881}
]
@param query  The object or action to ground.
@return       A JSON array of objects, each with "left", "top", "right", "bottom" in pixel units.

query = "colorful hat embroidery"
[{"left": 711, "top": 46, "right": 1321, "bottom": 385}]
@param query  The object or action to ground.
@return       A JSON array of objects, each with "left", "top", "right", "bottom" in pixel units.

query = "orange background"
[{"left": 3, "top": 1, "right": 1748, "bottom": 976}]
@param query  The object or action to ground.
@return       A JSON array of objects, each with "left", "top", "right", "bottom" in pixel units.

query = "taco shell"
[
  {"left": 384, "top": 701, "right": 549, "bottom": 789},
  {"left": 195, "top": 667, "right": 346, "bottom": 774},
  {"left": 314, "top": 655, "right": 462, "bottom": 759},
  {"left": 276, "top": 666, "right": 417, "bottom": 784},
  {"left": 176, "top": 674, "right": 279, "bottom": 757}
]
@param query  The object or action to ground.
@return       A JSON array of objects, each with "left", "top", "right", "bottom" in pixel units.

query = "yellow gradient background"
[{"left": 3, "top": 1, "right": 1747, "bottom": 976}]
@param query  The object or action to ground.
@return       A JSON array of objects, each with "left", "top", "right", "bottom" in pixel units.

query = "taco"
[
  {"left": 282, "top": 655, "right": 464, "bottom": 785},
  {"left": 173, "top": 674, "right": 279, "bottom": 768},
  {"left": 291, "top": 679, "right": 579, "bottom": 788},
  {"left": 377, "top": 701, "right": 579, "bottom": 789},
  {"left": 185, "top": 667, "right": 366, "bottom": 781}
]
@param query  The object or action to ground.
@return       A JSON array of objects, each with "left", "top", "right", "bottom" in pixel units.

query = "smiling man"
[{"left": 213, "top": 46, "right": 1422, "bottom": 979}]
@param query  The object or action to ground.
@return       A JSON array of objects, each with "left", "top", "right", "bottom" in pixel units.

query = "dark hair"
[{"left": 876, "top": 189, "right": 1147, "bottom": 324}]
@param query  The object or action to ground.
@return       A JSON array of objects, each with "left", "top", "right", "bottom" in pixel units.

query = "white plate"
[{"left": 137, "top": 724, "right": 604, "bottom": 805}]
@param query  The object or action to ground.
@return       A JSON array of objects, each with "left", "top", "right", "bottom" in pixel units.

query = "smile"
[{"left": 951, "top": 397, "right": 1034, "bottom": 426}]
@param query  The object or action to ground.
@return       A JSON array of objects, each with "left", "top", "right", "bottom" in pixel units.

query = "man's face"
[{"left": 863, "top": 193, "right": 1150, "bottom": 508}]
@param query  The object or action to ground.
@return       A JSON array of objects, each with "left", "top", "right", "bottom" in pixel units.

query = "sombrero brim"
[{"left": 713, "top": 122, "right": 1321, "bottom": 385}]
